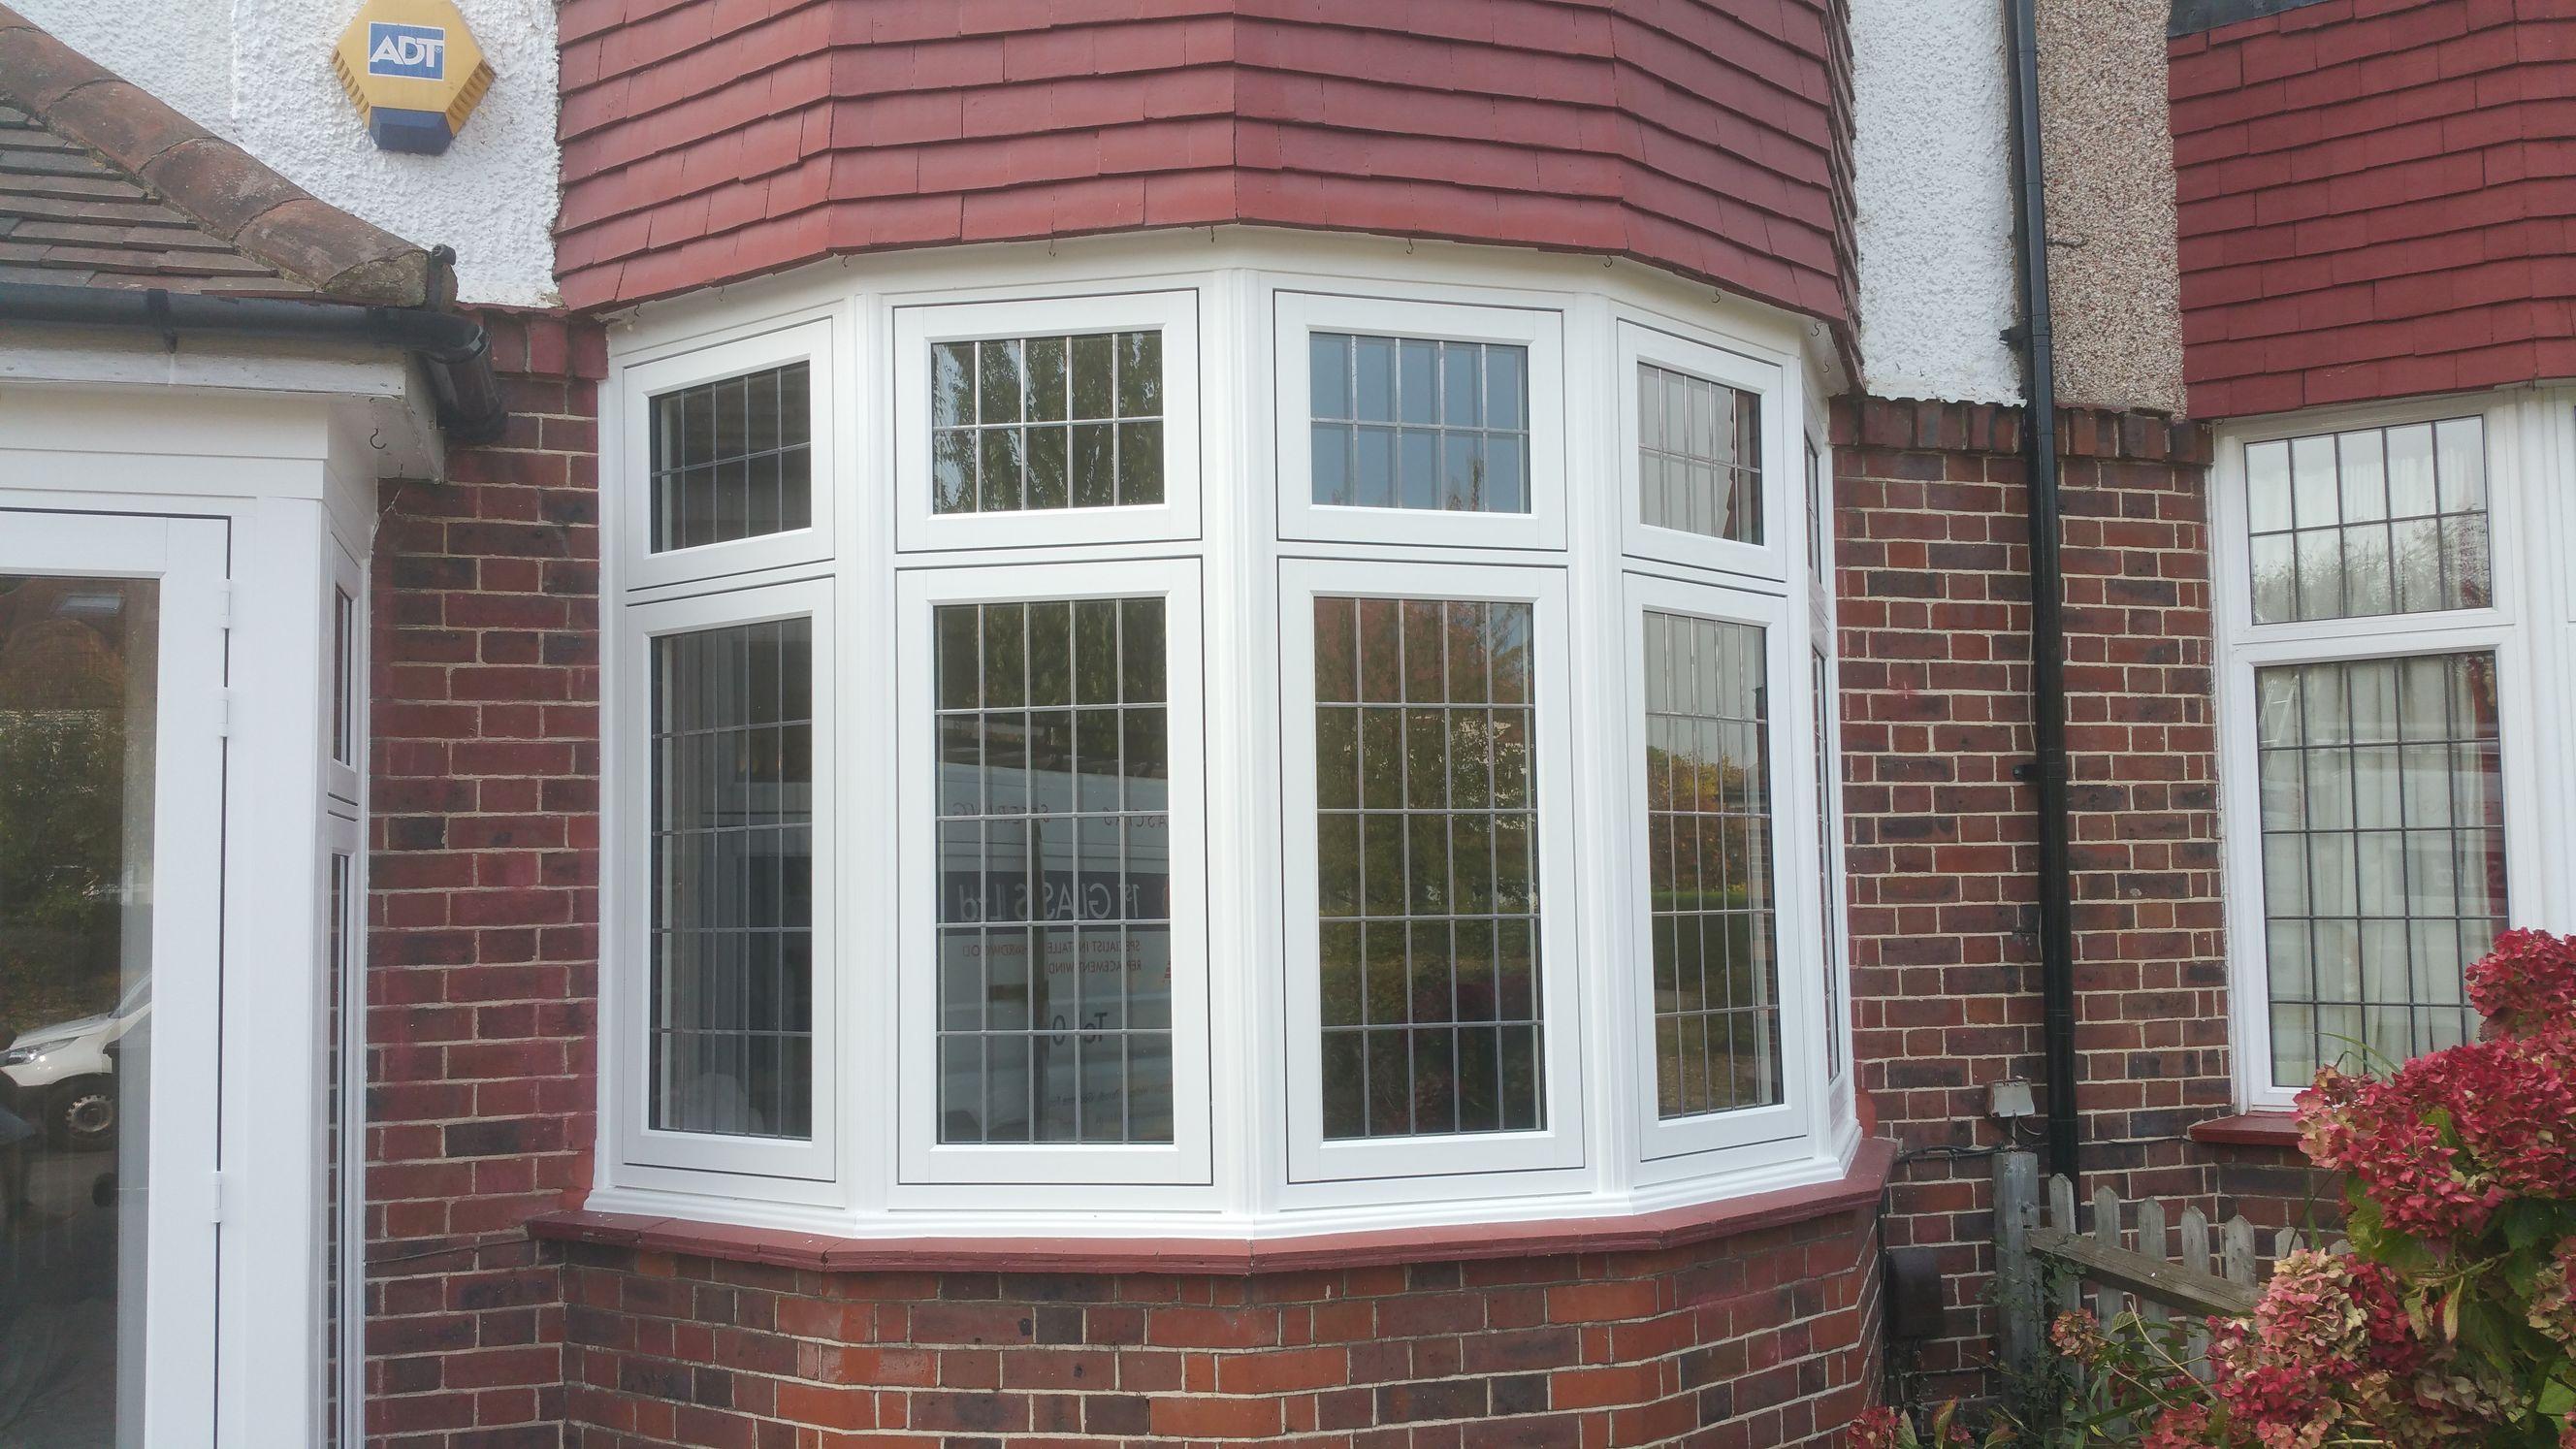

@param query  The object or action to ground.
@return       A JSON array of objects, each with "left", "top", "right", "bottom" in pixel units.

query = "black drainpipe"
[
  {"left": 2003, "top": 0, "right": 2082, "bottom": 1182},
  {"left": 0, "top": 276, "right": 506, "bottom": 446}
]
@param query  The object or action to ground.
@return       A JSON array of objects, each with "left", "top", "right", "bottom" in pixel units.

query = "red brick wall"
[
  {"left": 1829, "top": 397, "right": 2233, "bottom": 1396},
  {"left": 554, "top": 1209, "right": 1883, "bottom": 1447},
  {"left": 2170, "top": 0, "right": 2576, "bottom": 417},
  {"left": 553, "top": 0, "right": 1857, "bottom": 353},
  {"left": 366, "top": 309, "right": 608, "bottom": 1447}
]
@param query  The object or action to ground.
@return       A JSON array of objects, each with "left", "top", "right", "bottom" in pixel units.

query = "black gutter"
[
  {"left": 0, "top": 277, "right": 505, "bottom": 446},
  {"left": 2002, "top": 0, "right": 2082, "bottom": 1182}
]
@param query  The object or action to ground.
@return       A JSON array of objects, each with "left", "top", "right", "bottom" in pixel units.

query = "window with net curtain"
[{"left": 2238, "top": 418, "right": 2506, "bottom": 1091}]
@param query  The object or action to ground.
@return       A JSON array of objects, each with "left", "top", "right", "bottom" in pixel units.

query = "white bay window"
[{"left": 600, "top": 238, "right": 1853, "bottom": 1236}]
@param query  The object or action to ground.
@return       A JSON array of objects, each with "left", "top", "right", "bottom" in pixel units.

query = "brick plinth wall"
[
  {"left": 366, "top": 308, "right": 608, "bottom": 1447},
  {"left": 1828, "top": 396, "right": 2237, "bottom": 1397},
  {"left": 553, "top": 1208, "right": 1883, "bottom": 1448}
]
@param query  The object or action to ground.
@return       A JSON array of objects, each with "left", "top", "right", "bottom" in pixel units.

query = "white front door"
[{"left": 0, "top": 509, "right": 229, "bottom": 1448}]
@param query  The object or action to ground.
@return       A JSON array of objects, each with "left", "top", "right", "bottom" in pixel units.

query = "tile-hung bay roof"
[{"left": 0, "top": 3, "right": 450, "bottom": 306}]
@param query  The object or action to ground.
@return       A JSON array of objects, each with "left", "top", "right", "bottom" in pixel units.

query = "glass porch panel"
[
  {"left": 649, "top": 619, "right": 816, "bottom": 1139},
  {"left": 1641, "top": 611, "right": 1781, "bottom": 1118},
  {"left": 2254, "top": 652, "right": 2505, "bottom": 1087},
  {"left": 1313, "top": 595, "right": 1543, "bottom": 1140},
  {"left": 650, "top": 362, "right": 814, "bottom": 552},
  {"left": 933, "top": 598, "right": 1174, "bottom": 1144},
  {"left": 0, "top": 573, "right": 160, "bottom": 1448}
]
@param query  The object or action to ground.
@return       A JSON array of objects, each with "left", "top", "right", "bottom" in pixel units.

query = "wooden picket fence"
[{"left": 1991, "top": 1150, "right": 2341, "bottom": 1383}]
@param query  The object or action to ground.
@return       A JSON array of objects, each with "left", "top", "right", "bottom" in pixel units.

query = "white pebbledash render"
[{"left": 594, "top": 231, "right": 1860, "bottom": 1240}]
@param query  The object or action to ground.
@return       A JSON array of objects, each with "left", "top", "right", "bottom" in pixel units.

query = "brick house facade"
[{"left": 0, "top": 1, "right": 2559, "bottom": 1446}]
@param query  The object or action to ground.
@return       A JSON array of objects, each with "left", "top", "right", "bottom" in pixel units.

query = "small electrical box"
[{"left": 1987, "top": 1079, "right": 2038, "bottom": 1121}]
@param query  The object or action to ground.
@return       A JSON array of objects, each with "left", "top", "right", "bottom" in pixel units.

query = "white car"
[{"left": 0, "top": 978, "right": 146, "bottom": 1149}]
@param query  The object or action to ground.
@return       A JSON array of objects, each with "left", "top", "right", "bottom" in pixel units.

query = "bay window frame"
[
  {"left": 891, "top": 556, "right": 1214, "bottom": 1193},
  {"left": 609, "top": 575, "right": 841, "bottom": 1191},
  {"left": 891, "top": 290, "right": 1203, "bottom": 555},
  {"left": 615, "top": 312, "right": 838, "bottom": 594},
  {"left": 592, "top": 236, "right": 1862, "bottom": 1238},
  {"left": 1617, "top": 570, "right": 1823, "bottom": 1168},
  {"left": 1272, "top": 290, "right": 1568, "bottom": 553},
  {"left": 1276, "top": 555, "right": 1587, "bottom": 1184},
  {"left": 2211, "top": 390, "right": 2549, "bottom": 1111},
  {"left": 1615, "top": 321, "right": 1792, "bottom": 582}
]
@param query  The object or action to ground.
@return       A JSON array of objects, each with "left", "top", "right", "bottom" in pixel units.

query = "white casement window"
[
  {"left": 600, "top": 241, "right": 1852, "bottom": 1236},
  {"left": 1279, "top": 560, "right": 1584, "bottom": 1182},
  {"left": 1274, "top": 291, "right": 1566, "bottom": 551},
  {"left": 2215, "top": 397, "right": 2550, "bottom": 1111},
  {"left": 893, "top": 291, "right": 1201, "bottom": 553},
  {"left": 894, "top": 559, "right": 1211, "bottom": 1188}
]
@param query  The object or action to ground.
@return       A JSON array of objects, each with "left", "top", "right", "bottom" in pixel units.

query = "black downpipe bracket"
[
  {"left": 0, "top": 279, "right": 506, "bottom": 445},
  {"left": 2003, "top": 0, "right": 2082, "bottom": 1182}
]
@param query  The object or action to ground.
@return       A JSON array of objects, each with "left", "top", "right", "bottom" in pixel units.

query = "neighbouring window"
[
  {"left": 650, "top": 362, "right": 813, "bottom": 552},
  {"left": 649, "top": 618, "right": 816, "bottom": 1139},
  {"left": 2243, "top": 418, "right": 2491, "bottom": 624},
  {"left": 1312, "top": 595, "right": 1543, "bottom": 1139},
  {"left": 1308, "top": 334, "right": 1530, "bottom": 514},
  {"left": 934, "top": 597, "right": 1174, "bottom": 1144},
  {"left": 932, "top": 333, "right": 1164, "bottom": 514},
  {"left": 1811, "top": 650, "right": 1842, "bottom": 1083},
  {"left": 2224, "top": 401, "right": 2528, "bottom": 1109},
  {"left": 2254, "top": 653, "right": 2505, "bottom": 1085}
]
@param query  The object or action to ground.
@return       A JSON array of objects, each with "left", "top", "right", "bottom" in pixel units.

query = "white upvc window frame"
[
  {"left": 893, "top": 290, "right": 1203, "bottom": 555},
  {"left": 1616, "top": 321, "right": 1792, "bottom": 582},
  {"left": 1277, "top": 555, "right": 1587, "bottom": 1184},
  {"left": 609, "top": 575, "right": 842, "bottom": 1192},
  {"left": 1274, "top": 290, "right": 1567, "bottom": 553},
  {"left": 2211, "top": 390, "right": 2548, "bottom": 1111},
  {"left": 1618, "top": 571, "right": 1823, "bottom": 1168},
  {"left": 614, "top": 312, "right": 839, "bottom": 593},
  {"left": 891, "top": 556, "right": 1214, "bottom": 1193}
]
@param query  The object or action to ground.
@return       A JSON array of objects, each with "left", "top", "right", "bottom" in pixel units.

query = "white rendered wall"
[
  {"left": 16, "top": 0, "right": 559, "bottom": 307},
  {"left": 1848, "top": 0, "right": 2021, "bottom": 404}
]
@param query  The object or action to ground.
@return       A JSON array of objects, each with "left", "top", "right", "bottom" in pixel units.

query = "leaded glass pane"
[
  {"left": 1314, "top": 596, "right": 1543, "bottom": 1139},
  {"left": 1638, "top": 364, "right": 1761, "bottom": 544},
  {"left": 650, "top": 619, "right": 816, "bottom": 1138},
  {"left": 650, "top": 363, "right": 813, "bottom": 551},
  {"left": 2243, "top": 419, "right": 2492, "bottom": 623},
  {"left": 2255, "top": 652, "right": 2505, "bottom": 1087},
  {"left": 1309, "top": 335, "right": 1530, "bottom": 514},
  {"left": 934, "top": 598, "right": 1174, "bottom": 1143},
  {"left": 1642, "top": 611, "right": 1781, "bottom": 1117},
  {"left": 931, "top": 333, "right": 1164, "bottom": 515}
]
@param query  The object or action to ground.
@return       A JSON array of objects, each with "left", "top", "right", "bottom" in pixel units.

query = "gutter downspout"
[
  {"left": 2003, "top": 0, "right": 2082, "bottom": 1183},
  {"left": 0, "top": 274, "right": 506, "bottom": 446}
]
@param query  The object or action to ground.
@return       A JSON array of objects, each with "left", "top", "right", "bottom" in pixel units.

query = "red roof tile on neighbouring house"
[{"left": 0, "top": 3, "right": 450, "bottom": 306}]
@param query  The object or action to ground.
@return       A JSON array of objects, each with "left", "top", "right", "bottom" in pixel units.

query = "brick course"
[
  {"left": 1828, "top": 396, "right": 2238, "bottom": 1397},
  {"left": 555, "top": 1208, "right": 1883, "bottom": 1447},
  {"left": 367, "top": 307, "right": 608, "bottom": 1447}
]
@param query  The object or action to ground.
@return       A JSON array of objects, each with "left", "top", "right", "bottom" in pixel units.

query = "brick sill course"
[
  {"left": 528, "top": 1137, "right": 1893, "bottom": 1275},
  {"left": 2187, "top": 1112, "right": 2303, "bottom": 1150}
]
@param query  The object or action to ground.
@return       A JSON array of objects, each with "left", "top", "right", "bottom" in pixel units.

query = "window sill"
[
  {"left": 2186, "top": 1111, "right": 2304, "bottom": 1150},
  {"left": 528, "top": 1139, "right": 1893, "bottom": 1275}
]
